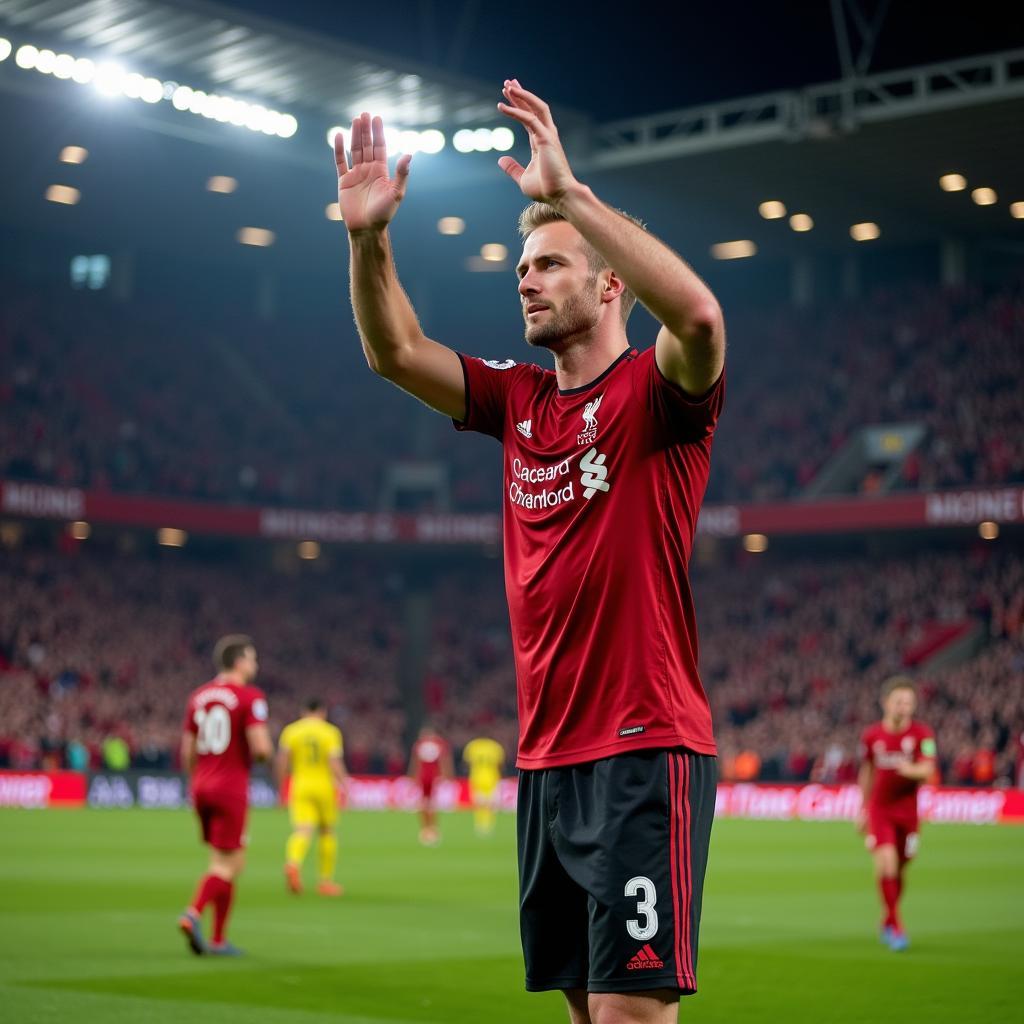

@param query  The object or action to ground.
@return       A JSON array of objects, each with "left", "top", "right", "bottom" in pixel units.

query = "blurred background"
[{"left": 1, "top": 0, "right": 1023, "bottom": 791}]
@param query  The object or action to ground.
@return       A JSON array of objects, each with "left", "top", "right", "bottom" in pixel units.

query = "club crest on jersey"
[
  {"left": 484, "top": 358, "right": 516, "bottom": 370},
  {"left": 577, "top": 394, "right": 603, "bottom": 445}
]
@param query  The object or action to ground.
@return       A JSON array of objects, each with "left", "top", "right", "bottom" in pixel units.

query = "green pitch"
[{"left": 1, "top": 809, "right": 1020, "bottom": 1023}]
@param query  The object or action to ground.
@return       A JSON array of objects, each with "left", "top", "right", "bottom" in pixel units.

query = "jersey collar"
[{"left": 556, "top": 347, "right": 634, "bottom": 396}]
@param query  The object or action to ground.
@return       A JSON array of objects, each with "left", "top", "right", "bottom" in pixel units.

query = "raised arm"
[
  {"left": 497, "top": 80, "right": 725, "bottom": 396},
  {"left": 336, "top": 114, "right": 466, "bottom": 419}
]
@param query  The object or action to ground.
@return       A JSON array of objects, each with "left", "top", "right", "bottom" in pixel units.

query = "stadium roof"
[
  {"left": 0, "top": 0, "right": 592, "bottom": 128},
  {"left": 0, "top": 0, "right": 1021, "bottom": 287}
]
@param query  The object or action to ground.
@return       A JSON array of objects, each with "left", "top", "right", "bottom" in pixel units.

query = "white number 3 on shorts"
[{"left": 625, "top": 875, "right": 658, "bottom": 941}]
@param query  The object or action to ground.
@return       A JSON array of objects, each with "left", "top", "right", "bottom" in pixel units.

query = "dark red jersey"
[
  {"left": 183, "top": 678, "right": 268, "bottom": 797},
  {"left": 859, "top": 720, "right": 936, "bottom": 821},
  {"left": 455, "top": 346, "right": 724, "bottom": 769},
  {"left": 412, "top": 735, "right": 449, "bottom": 782}
]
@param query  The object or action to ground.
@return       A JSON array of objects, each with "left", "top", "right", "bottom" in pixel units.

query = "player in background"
[
  {"left": 276, "top": 699, "right": 347, "bottom": 897},
  {"left": 463, "top": 735, "right": 505, "bottom": 836},
  {"left": 857, "top": 676, "right": 937, "bottom": 952},
  {"left": 178, "top": 635, "right": 272, "bottom": 956},
  {"left": 409, "top": 724, "right": 453, "bottom": 845}
]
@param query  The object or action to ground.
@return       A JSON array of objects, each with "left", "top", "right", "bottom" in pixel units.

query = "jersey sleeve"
[
  {"left": 245, "top": 688, "right": 269, "bottom": 727},
  {"left": 633, "top": 347, "right": 725, "bottom": 443},
  {"left": 452, "top": 355, "right": 525, "bottom": 440}
]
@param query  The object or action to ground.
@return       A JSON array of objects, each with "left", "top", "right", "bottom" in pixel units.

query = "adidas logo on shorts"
[{"left": 626, "top": 944, "right": 665, "bottom": 970}]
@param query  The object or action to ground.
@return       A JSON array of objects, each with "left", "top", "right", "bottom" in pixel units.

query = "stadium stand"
[
  {"left": 4, "top": 276, "right": 1022, "bottom": 511},
  {"left": 2, "top": 540, "right": 1020, "bottom": 784}
]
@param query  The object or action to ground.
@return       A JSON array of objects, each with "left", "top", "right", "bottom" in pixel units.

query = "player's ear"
[{"left": 600, "top": 269, "right": 625, "bottom": 305}]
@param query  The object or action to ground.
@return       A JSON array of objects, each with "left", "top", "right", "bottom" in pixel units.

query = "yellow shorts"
[
  {"left": 469, "top": 774, "right": 500, "bottom": 803},
  {"left": 289, "top": 783, "right": 337, "bottom": 829}
]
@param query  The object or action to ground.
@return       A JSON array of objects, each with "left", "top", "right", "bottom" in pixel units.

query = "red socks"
[
  {"left": 211, "top": 878, "right": 234, "bottom": 944},
  {"left": 190, "top": 873, "right": 222, "bottom": 914},
  {"left": 880, "top": 877, "right": 901, "bottom": 929},
  {"left": 189, "top": 874, "right": 235, "bottom": 944}
]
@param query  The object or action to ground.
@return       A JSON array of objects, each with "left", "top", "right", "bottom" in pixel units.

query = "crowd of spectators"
[
  {"left": 0, "top": 546, "right": 409, "bottom": 776},
  {"left": 1, "top": 539, "right": 1020, "bottom": 786},
  {"left": 707, "top": 280, "right": 1024, "bottom": 502},
  {"left": 3, "top": 276, "right": 1022, "bottom": 512}
]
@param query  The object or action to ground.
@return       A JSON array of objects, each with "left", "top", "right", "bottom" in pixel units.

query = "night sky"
[{"left": 226, "top": 1, "right": 1024, "bottom": 120}]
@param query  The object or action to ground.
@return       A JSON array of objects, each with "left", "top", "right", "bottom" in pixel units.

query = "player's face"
[
  {"left": 883, "top": 687, "right": 915, "bottom": 722},
  {"left": 516, "top": 221, "right": 603, "bottom": 350},
  {"left": 237, "top": 646, "right": 258, "bottom": 682}
]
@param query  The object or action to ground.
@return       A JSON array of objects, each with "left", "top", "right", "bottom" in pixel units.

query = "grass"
[{"left": 1, "top": 808, "right": 1021, "bottom": 1022}]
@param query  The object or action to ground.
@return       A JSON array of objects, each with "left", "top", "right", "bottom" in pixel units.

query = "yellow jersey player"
[
  {"left": 276, "top": 699, "right": 348, "bottom": 897},
  {"left": 463, "top": 736, "right": 505, "bottom": 836}
]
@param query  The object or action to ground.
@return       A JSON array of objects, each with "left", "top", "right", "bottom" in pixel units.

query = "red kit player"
[
  {"left": 409, "top": 724, "right": 453, "bottom": 845},
  {"left": 857, "top": 676, "right": 937, "bottom": 951},
  {"left": 178, "top": 635, "right": 273, "bottom": 956},
  {"left": 337, "top": 77, "right": 726, "bottom": 1021}
]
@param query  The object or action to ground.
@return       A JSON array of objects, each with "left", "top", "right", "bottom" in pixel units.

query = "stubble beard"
[{"left": 523, "top": 285, "right": 601, "bottom": 351}]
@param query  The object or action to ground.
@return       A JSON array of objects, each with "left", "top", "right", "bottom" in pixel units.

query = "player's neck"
[
  {"left": 552, "top": 332, "right": 629, "bottom": 392},
  {"left": 217, "top": 671, "right": 244, "bottom": 686},
  {"left": 882, "top": 715, "right": 909, "bottom": 732}
]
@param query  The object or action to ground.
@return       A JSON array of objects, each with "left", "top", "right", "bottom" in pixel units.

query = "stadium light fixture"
[
  {"left": 15, "top": 44, "right": 38, "bottom": 68},
  {"left": 491, "top": 127, "right": 515, "bottom": 152},
  {"left": 789, "top": 213, "right": 814, "bottom": 232},
  {"left": 850, "top": 222, "right": 880, "bottom": 242},
  {"left": 9, "top": 37, "right": 298, "bottom": 138},
  {"left": 207, "top": 175, "right": 237, "bottom": 194},
  {"left": 972, "top": 187, "right": 997, "bottom": 206},
  {"left": 743, "top": 533, "right": 769, "bottom": 553},
  {"left": 237, "top": 227, "right": 275, "bottom": 247},
  {"left": 157, "top": 528, "right": 188, "bottom": 547},
  {"left": 438, "top": 217, "right": 465, "bottom": 235},
  {"left": 711, "top": 240, "right": 757, "bottom": 260},
  {"left": 325, "top": 202, "right": 343, "bottom": 221},
  {"left": 419, "top": 129, "right": 446, "bottom": 154},
  {"left": 71, "top": 58, "right": 94, "bottom": 85},
  {"left": 298, "top": 540, "right": 321, "bottom": 560},
  {"left": 453, "top": 129, "right": 475, "bottom": 153},
  {"left": 481, "top": 243, "right": 508, "bottom": 262},
  {"left": 35, "top": 47, "right": 56, "bottom": 74},
  {"left": 978, "top": 521, "right": 999, "bottom": 541},
  {"left": 1011, "top": 202, "right": 1024, "bottom": 220},
  {"left": 68, "top": 521, "right": 91, "bottom": 540},
  {"left": 0, "top": 38, "right": 12, "bottom": 62},
  {"left": 939, "top": 173, "right": 967, "bottom": 192},
  {"left": 45, "top": 184, "right": 80, "bottom": 205},
  {"left": 759, "top": 200, "right": 787, "bottom": 219},
  {"left": 327, "top": 125, "right": 445, "bottom": 155},
  {"left": 59, "top": 146, "right": 88, "bottom": 164}
]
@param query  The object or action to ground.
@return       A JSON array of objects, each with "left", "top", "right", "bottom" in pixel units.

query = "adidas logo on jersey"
[
  {"left": 626, "top": 944, "right": 665, "bottom": 970},
  {"left": 516, "top": 420, "right": 533, "bottom": 439}
]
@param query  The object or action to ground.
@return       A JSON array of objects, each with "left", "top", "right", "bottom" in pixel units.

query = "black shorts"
[{"left": 518, "top": 748, "right": 716, "bottom": 995}]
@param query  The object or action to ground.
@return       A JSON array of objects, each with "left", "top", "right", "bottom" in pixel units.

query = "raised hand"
[
  {"left": 496, "top": 79, "right": 579, "bottom": 205},
  {"left": 334, "top": 113, "right": 412, "bottom": 232}
]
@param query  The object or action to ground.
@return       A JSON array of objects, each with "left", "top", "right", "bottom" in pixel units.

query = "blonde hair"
[
  {"left": 881, "top": 675, "right": 916, "bottom": 699},
  {"left": 517, "top": 202, "right": 646, "bottom": 325}
]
